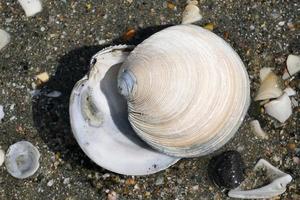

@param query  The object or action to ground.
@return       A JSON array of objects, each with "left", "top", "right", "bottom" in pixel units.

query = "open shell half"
[{"left": 69, "top": 45, "right": 179, "bottom": 175}]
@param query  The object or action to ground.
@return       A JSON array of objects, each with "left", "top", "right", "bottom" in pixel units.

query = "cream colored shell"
[{"left": 118, "top": 25, "right": 250, "bottom": 157}]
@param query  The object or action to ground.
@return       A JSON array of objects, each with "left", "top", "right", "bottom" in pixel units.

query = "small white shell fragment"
[
  {"left": 45, "top": 90, "right": 62, "bottom": 98},
  {"left": 0, "top": 148, "right": 4, "bottom": 166},
  {"left": 0, "top": 105, "right": 4, "bottom": 122},
  {"left": 250, "top": 120, "right": 268, "bottom": 139},
  {"left": 286, "top": 54, "right": 300, "bottom": 77},
  {"left": 259, "top": 67, "right": 272, "bottom": 81},
  {"left": 18, "top": 0, "right": 42, "bottom": 17},
  {"left": 5, "top": 141, "right": 40, "bottom": 179},
  {"left": 264, "top": 93, "right": 292, "bottom": 123},
  {"left": 255, "top": 71, "right": 283, "bottom": 101},
  {"left": 284, "top": 87, "right": 296, "bottom": 96},
  {"left": 0, "top": 29, "right": 11, "bottom": 51},
  {"left": 182, "top": 2, "right": 203, "bottom": 24},
  {"left": 228, "top": 159, "right": 292, "bottom": 199}
]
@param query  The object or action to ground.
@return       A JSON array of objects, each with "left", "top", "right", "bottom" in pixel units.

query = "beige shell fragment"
[
  {"left": 182, "top": 3, "right": 202, "bottom": 24},
  {"left": 118, "top": 25, "right": 250, "bottom": 157},
  {"left": 255, "top": 71, "right": 283, "bottom": 101}
]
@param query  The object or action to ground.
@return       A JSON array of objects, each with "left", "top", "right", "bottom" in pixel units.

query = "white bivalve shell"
[
  {"left": 118, "top": 25, "right": 250, "bottom": 157},
  {"left": 69, "top": 45, "right": 179, "bottom": 175}
]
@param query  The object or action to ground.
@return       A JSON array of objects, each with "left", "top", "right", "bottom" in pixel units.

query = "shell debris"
[
  {"left": 282, "top": 54, "right": 300, "bottom": 79},
  {"left": 18, "top": 0, "right": 42, "bottom": 17},
  {"left": 255, "top": 69, "right": 283, "bottom": 101},
  {"left": 5, "top": 141, "right": 40, "bottom": 179},
  {"left": 0, "top": 29, "right": 10, "bottom": 51},
  {"left": 250, "top": 120, "right": 268, "bottom": 139},
  {"left": 182, "top": 1, "right": 202, "bottom": 24},
  {"left": 0, "top": 105, "right": 4, "bottom": 122},
  {"left": 0, "top": 148, "right": 4, "bottom": 166},
  {"left": 264, "top": 93, "right": 292, "bottom": 123},
  {"left": 228, "top": 159, "right": 292, "bottom": 199}
]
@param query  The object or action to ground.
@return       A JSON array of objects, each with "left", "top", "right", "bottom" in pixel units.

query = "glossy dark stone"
[{"left": 208, "top": 150, "right": 245, "bottom": 189}]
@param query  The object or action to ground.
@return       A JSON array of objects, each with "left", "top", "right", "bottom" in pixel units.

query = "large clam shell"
[
  {"left": 69, "top": 45, "right": 179, "bottom": 175},
  {"left": 118, "top": 25, "right": 250, "bottom": 157}
]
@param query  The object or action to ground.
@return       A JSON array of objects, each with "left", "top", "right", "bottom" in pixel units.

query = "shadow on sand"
[{"left": 31, "top": 25, "right": 172, "bottom": 170}]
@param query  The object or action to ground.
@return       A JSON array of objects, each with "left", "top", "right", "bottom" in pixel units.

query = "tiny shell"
[
  {"left": 282, "top": 54, "right": 300, "bottom": 79},
  {"left": 208, "top": 151, "right": 245, "bottom": 189},
  {"left": 255, "top": 71, "right": 283, "bottom": 101},
  {"left": 18, "top": 0, "right": 42, "bottom": 17},
  {"left": 228, "top": 159, "right": 292, "bottom": 199},
  {"left": 264, "top": 93, "right": 292, "bottom": 123},
  {"left": 0, "top": 29, "right": 10, "bottom": 51},
  {"left": 250, "top": 120, "right": 268, "bottom": 139},
  {"left": 182, "top": 3, "right": 202, "bottom": 24},
  {"left": 5, "top": 141, "right": 40, "bottom": 179}
]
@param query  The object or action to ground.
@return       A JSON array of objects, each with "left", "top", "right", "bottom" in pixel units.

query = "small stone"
[
  {"left": 63, "top": 178, "right": 70, "bottom": 185},
  {"left": 293, "top": 157, "right": 300, "bottom": 165},
  {"left": 203, "top": 23, "right": 214, "bottom": 31},
  {"left": 287, "top": 143, "right": 296, "bottom": 151},
  {"left": 47, "top": 179, "right": 54, "bottom": 187},
  {"left": 107, "top": 191, "right": 118, "bottom": 200},
  {"left": 125, "top": 178, "right": 136, "bottom": 185},
  {"left": 278, "top": 21, "right": 285, "bottom": 26},
  {"left": 192, "top": 185, "right": 199, "bottom": 191},
  {"left": 208, "top": 151, "right": 245, "bottom": 189},
  {"left": 36, "top": 72, "right": 49, "bottom": 84},
  {"left": 155, "top": 176, "right": 164, "bottom": 185},
  {"left": 40, "top": 27, "right": 45, "bottom": 32},
  {"left": 250, "top": 25, "right": 255, "bottom": 30}
]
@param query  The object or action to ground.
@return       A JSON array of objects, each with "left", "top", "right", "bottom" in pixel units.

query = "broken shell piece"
[
  {"left": 255, "top": 71, "right": 283, "bottom": 101},
  {"left": 282, "top": 54, "right": 300, "bottom": 80},
  {"left": 0, "top": 148, "right": 4, "bottom": 166},
  {"left": 264, "top": 93, "right": 292, "bottom": 123},
  {"left": 182, "top": 2, "right": 202, "bottom": 24},
  {"left": 18, "top": 0, "right": 42, "bottom": 17},
  {"left": 259, "top": 67, "right": 272, "bottom": 81},
  {"left": 5, "top": 141, "right": 40, "bottom": 179},
  {"left": 45, "top": 90, "right": 62, "bottom": 98},
  {"left": 0, "top": 105, "right": 4, "bottom": 122},
  {"left": 284, "top": 87, "right": 296, "bottom": 96},
  {"left": 69, "top": 45, "right": 179, "bottom": 175},
  {"left": 228, "top": 159, "right": 293, "bottom": 199},
  {"left": 0, "top": 29, "right": 10, "bottom": 51},
  {"left": 250, "top": 120, "right": 268, "bottom": 139}
]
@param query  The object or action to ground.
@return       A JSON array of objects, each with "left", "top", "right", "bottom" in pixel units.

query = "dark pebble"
[{"left": 208, "top": 150, "right": 245, "bottom": 189}]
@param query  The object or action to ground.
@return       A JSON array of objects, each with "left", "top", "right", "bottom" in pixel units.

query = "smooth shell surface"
[
  {"left": 118, "top": 25, "right": 250, "bottom": 157},
  {"left": 5, "top": 141, "right": 40, "bottom": 179},
  {"left": 69, "top": 45, "right": 179, "bottom": 175}
]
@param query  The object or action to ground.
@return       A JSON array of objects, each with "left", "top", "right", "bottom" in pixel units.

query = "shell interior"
[{"left": 69, "top": 45, "right": 179, "bottom": 175}]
